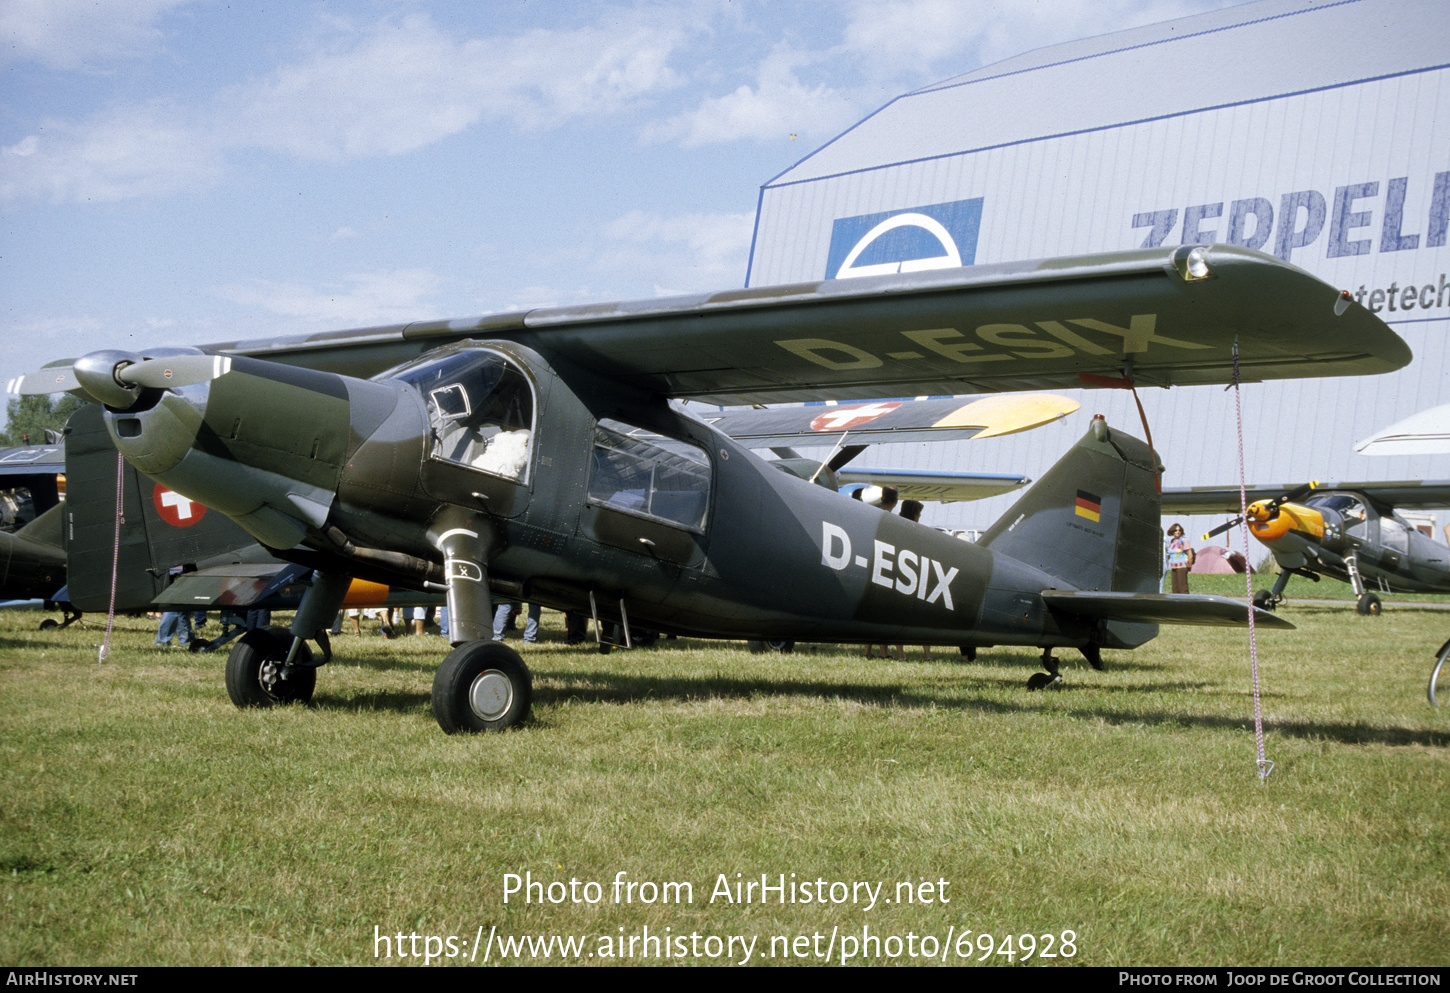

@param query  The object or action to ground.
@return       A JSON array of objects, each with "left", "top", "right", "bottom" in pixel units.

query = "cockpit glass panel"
[
  {"left": 588, "top": 419, "right": 710, "bottom": 531},
  {"left": 390, "top": 350, "right": 535, "bottom": 483},
  {"left": 0, "top": 486, "right": 35, "bottom": 532},
  {"left": 1307, "top": 494, "right": 1365, "bottom": 516}
]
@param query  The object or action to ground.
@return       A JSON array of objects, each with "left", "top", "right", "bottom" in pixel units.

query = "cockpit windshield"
[
  {"left": 1306, "top": 493, "right": 1369, "bottom": 519},
  {"left": 390, "top": 350, "right": 535, "bottom": 482}
]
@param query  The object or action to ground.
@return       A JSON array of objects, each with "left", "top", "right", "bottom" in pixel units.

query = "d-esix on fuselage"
[{"left": 11, "top": 245, "right": 1409, "bottom": 733}]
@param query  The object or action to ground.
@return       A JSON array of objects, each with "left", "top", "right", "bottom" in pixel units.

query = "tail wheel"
[
  {"left": 1252, "top": 589, "right": 1278, "bottom": 611},
  {"left": 432, "top": 640, "right": 532, "bottom": 734},
  {"left": 225, "top": 625, "right": 315, "bottom": 708},
  {"left": 747, "top": 639, "right": 795, "bottom": 654},
  {"left": 1356, "top": 592, "right": 1383, "bottom": 616}
]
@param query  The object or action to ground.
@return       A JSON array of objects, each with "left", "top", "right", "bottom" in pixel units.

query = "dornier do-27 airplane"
[
  {"left": 11, "top": 244, "right": 1410, "bottom": 733},
  {"left": 1168, "top": 480, "right": 1450, "bottom": 615}
]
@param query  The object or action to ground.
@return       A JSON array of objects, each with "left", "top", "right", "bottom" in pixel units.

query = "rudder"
[{"left": 980, "top": 415, "right": 1162, "bottom": 594}]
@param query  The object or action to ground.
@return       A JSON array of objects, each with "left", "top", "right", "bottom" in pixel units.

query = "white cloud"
[
  {"left": 2, "top": 10, "right": 693, "bottom": 203},
  {"left": 593, "top": 210, "right": 755, "bottom": 293},
  {"left": 643, "top": 46, "right": 859, "bottom": 147},
  {"left": 842, "top": 0, "right": 1245, "bottom": 79},
  {"left": 0, "top": 101, "right": 224, "bottom": 204},
  {"left": 0, "top": 0, "right": 193, "bottom": 69},
  {"left": 214, "top": 269, "right": 444, "bottom": 328},
  {"left": 217, "top": 13, "right": 690, "bottom": 161}
]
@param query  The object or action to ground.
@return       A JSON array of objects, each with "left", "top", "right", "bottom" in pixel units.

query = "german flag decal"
[{"left": 1075, "top": 490, "right": 1102, "bottom": 522}]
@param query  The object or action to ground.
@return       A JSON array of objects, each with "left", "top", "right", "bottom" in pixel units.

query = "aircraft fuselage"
[{"left": 99, "top": 340, "right": 1119, "bottom": 651}]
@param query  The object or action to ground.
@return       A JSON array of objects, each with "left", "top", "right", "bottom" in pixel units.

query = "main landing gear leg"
[
  {"left": 1027, "top": 649, "right": 1063, "bottom": 691},
  {"left": 1254, "top": 568, "right": 1294, "bottom": 612},
  {"left": 431, "top": 521, "right": 532, "bottom": 733},
  {"left": 224, "top": 569, "right": 349, "bottom": 709}
]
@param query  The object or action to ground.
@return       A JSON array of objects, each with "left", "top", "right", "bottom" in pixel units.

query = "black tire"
[
  {"left": 432, "top": 640, "right": 532, "bottom": 734},
  {"left": 38, "top": 618, "right": 58, "bottom": 631},
  {"left": 1252, "top": 589, "right": 1275, "bottom": 611},
  {"left": 225, "top": 625, "right": 315, "bottom": 708},
  {"left": 187, "top": 638, "right": 210, "bottom": 654},
  {"left": 1357, "top": 592, "right": 1383, "bottom": 616},
  {"left": 747, "top": 639, "right": 795, "bottom": 653}
]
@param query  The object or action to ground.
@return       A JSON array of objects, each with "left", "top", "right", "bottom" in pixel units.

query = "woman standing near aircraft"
[{"left": 1165, "top": 523, "right": 1192, "bottom": 594}]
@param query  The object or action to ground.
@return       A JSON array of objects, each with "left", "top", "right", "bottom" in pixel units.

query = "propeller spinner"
[
  {"left": 1202, "top": 482, "right": 1319, "bottom": 540},
  {"left": 8, "top": 350, "right": 232, "bottom": 409}
]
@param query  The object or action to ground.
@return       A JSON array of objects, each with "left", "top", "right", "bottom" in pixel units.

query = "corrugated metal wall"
[{"left": 746, "top": 0, "right": 1450, "bottom": 549}]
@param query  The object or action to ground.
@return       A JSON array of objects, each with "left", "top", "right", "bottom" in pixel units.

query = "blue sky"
[{"left": 1, "top": 0, "right": 1244, "bottom": 423}]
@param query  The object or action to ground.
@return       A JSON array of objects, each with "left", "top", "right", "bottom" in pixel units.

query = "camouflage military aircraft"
[
  {"left": 1171, "top": 480, "right": 1450, "bottom": 615},
  {"left": 10, "top": 245, "right": 1410, "bottom": 732}
]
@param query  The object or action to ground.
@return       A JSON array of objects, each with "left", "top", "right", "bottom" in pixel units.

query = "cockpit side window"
[
  {"left": 392, "top": 351, "right": 535, "bottom": 483},
  {"left": 588, "top": 419, "right": 711, "bottom": 532}
]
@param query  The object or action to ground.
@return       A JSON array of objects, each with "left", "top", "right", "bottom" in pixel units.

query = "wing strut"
[{"left": 1078, "top": 361, "right": 1161, "bottom": 494}]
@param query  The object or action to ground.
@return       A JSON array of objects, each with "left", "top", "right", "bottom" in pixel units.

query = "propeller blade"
[
  {"left": 1202, "top": 517, "right": 1242, "bottom": 540},
  {"left": 118, "top": 354, "right": 232, "bottom": 389},
  {"left": 7, "top": 365, "right": 81, "bottom": 395},
  {"left": 1275, "top": 480, "right": 1319, "bottom": 507},
  {"left": 826, "top": 444, "right": 868, "bottom": 472}
]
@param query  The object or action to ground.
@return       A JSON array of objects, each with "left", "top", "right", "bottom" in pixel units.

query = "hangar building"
[{"left": 745, "top": 0, "right": 1449, "bottom": 547}]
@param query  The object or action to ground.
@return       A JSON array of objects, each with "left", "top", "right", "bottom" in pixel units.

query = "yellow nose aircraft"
[{"left": 1173, "top": 481, "right": 1450, "bottom": 615}]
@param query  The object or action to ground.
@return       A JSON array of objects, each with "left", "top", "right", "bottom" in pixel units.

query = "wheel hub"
[
  {"left": 468, "top": 669, "right": 513, "bottom": 721},
  {"left": 260, "top": 659, "right": 281, "bottom": 694}
]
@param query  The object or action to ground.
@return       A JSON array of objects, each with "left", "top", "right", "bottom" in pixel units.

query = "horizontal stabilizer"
[
  {"left": 838, "top": 467, "right": 1029, "bottom": 503},
  {"left": 1041, "top": 590, "right": 1295, "bottom": 629},
  {"left": 151, "top": 563, "right": 311, "bottom": 609}
]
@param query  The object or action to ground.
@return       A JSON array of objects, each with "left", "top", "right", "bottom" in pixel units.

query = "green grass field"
[{"left": 1, "top": 598, "right": 1445, "bottom": 967}]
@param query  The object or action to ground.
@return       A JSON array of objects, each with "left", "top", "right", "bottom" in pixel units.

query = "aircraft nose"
[{"left": 104, "top": 356, "right": 360, "bottom": 549}]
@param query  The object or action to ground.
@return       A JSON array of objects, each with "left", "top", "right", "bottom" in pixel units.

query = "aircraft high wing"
[
  {"left": 159, "top": 244, "right": 1410, "bottom": 395},
  {"left": 11, "top": 245, "right": 1408, "bottom": 733},
  {"left": 1355, "top": 404, "right": 1450, "bottom": 456},
  {"left": 1164, "top": 481, "right": 1450, "bottom": 614}
]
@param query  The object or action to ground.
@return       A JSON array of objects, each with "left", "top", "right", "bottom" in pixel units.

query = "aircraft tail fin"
[
  {"left": 980, "top": 415, "right": 1162, "bottom": 595},
  {"left": 63, "top": 406, "right": 262, "bottom": 612}
]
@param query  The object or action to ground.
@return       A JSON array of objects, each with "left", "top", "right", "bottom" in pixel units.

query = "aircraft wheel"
[
  {"left": 225, "top": 625, "right": 315, "bottom": 708},
  {"left": 1252, "top": 589, "right": 1276, "bottom": 612},
  {"left": 747, "top": 639, "right": 795, "bottom": 654},
  {"left": 38, "top": 618, "right": 58, "bottom": 631},
  {"left": 432, "top": 640, "right": 532, "bottom": 734},
  {"left": 1357, "top": 592, "right": 1383, "bottom": 616},
  {"left": 188, "top": 639, "right": 211, "bottom": 654}
]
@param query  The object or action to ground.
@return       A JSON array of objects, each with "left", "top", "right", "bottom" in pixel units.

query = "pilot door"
[{"left": 394, "top": 348, "right": 538, "bottom": 518}]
